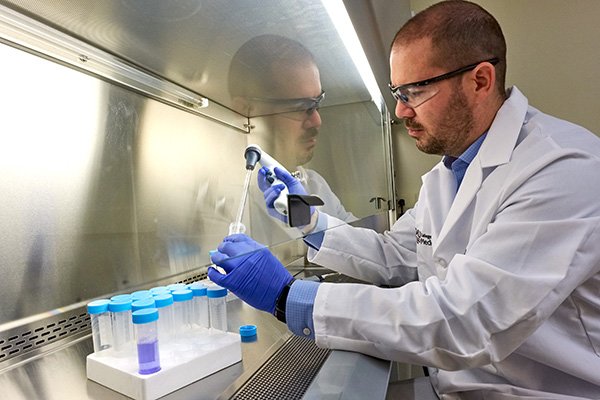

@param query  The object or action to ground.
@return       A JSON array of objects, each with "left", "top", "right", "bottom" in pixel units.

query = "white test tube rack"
[{"left": 86, "top": 330, "right": 241, "bottom": 400}]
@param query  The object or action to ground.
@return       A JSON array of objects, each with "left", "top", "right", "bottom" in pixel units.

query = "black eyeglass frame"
[
  {"left": 246, "top": 90, "right": 325, "bottom": 114},
  {"left": 388, "top": 57, "right": 500, "bottom": 102}
]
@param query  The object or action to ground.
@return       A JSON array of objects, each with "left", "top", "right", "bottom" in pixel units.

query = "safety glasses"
[
  {"left": 247, "top": 90, "right": 325, "bottom": 121},
  {"left": 388, "top": 58, "right": 499, "bottom": 108}
]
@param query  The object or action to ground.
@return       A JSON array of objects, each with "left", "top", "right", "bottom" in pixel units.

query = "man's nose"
[
  {"left": 395, "top": 101, "right": 416, "bottom": 120},
  {"left": 303, "top": 109, "right": 322, "bottom": 129}
]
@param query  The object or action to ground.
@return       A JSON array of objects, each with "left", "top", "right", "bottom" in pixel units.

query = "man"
[
  {"left": 210, "top": 2, "right": 600, "bottom": 399},
  {"left": 227, "top": 34, "right": 356, "bottom": 244}
]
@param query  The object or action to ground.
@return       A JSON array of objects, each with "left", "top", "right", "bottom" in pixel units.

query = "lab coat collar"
[
  {"left": 478, "top": 86, "right": 529, "bottom": 169},
  {"left": 433, "top": 86, "right": 529, "bottom": 253}
]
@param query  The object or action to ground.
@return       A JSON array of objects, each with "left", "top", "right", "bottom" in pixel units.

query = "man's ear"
[{"left": 471, "top": 61, "right": 496, "bottom": 97}]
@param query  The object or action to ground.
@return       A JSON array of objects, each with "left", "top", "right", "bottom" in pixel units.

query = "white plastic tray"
[{"left": 87, "top": 331, "right": 242, "bottom": 400}]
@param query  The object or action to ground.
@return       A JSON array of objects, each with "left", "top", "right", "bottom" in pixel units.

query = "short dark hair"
[
  {"left": 392, "top": 0, "right": 506, "bottom": 97},
  {"left": 228, "top": 34, "right": 316, "bottom": 99}
]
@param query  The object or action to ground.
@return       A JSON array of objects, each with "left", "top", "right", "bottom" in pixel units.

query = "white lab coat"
[{"left": 307, "top": 87, "right": 600, "bottom": 399}]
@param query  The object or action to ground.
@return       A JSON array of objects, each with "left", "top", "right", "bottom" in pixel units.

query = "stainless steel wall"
[{"left": 0, "top": 41, "right": 249, "bottom": 325}]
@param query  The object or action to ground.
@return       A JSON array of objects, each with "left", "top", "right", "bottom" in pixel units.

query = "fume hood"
[{"left": 0, "top": 0, "right": 411, "bottom": 398}]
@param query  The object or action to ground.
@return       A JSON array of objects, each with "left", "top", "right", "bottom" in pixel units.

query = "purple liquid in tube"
[{"left": 137, "top": 340, "right": 161, "bottom": 374}]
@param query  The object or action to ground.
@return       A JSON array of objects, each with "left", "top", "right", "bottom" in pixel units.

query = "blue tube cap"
[
  {"left": 190, "top": 283, "right": 207, "bottom": 296},
  {"left": 108, "top": 299, "right": 132, "bottom": 312},
  {"left": 132, "top": 308, "right": 159, "bottom": 324},
  {"left": 167, "top": 283, "right": 187, "bottom": 292},
  {"left": 240, "top": 325, "right": 257, "bottom": 342},
  {"left": 87, "top": 299, "right": 110, "bottom": 314},
  {"left": 207, "top": 285, "right": 228, "bottom": 298},
  {"left": 110, "top": 294, "right": 133, "bottom": 302},
  {"left": 153, "top": 293, "right": 174, "bottom": 308},
  {"left": 131, "top": 290, "right": 153, "bottom": 300},
  {"left": 172, "top": 289, "right": 193, "bottom": 302},
  {"left": 131, "top": 298, "right": 156, "bottom": 312},
  {"left": 239, "top": 324, "right": 257, "bottom": 337},
  {"left": 150, "top": 286, "right": 170, "bottom": 295}
]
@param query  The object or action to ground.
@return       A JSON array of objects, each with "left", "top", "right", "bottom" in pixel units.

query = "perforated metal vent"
[
  {"left": 0, "top": 307, "right": 90, "bottom": 368},
  {"left": 178, "top": 271, "right": 208, "bottom": 285},
  {"left": 232, "top": 336, "right": 330, "bottom": 400}
]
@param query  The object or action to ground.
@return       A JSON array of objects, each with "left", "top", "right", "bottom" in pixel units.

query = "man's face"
[
  {"left": 265, "top": 61, "right": 323, "bottom": 168},
  {"left": 390, "top": 39, "right": 474, "bottom": 157}
]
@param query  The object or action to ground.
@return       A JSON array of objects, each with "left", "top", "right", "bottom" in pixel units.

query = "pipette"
[
  {"left": 228, "top": 147, "right": 259, "bottom": 235},
  {"left": 244, "top": 144, "right": 290, "bottom": 216},
  {"left": 228, "top": 145, "right": 291, "bottom": 235}
]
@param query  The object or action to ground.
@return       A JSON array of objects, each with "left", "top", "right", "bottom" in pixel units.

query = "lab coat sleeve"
[
  {"left": 306, "top": 210, "right": 419, "bottom": 286},
  {"left": 311, "top": 148, "right": 600, "bottom": 370}
]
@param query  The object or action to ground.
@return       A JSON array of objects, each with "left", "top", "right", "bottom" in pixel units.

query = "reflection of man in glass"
[{"left": 228, "top": 34, "right": 356, "bottom": 223}]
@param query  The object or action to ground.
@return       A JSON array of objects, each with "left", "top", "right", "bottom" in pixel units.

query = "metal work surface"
[{"left": 303, "top": 350, "right": 391, "bottom": 400}]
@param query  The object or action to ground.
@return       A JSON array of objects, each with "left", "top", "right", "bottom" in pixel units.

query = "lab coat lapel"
[{"left": 433, "top": 87, "right": 529, "bottom": 253}]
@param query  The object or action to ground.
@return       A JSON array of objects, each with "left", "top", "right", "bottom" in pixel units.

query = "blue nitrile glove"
[
  {"left": 257, "top": 166, "right": 313, "bottom": 223},
  {"left": 208, "top": 234, "right": 293, "bottom": 314}
]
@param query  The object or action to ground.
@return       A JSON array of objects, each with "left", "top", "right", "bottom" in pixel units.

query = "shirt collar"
[
  {"left": 294, "top": 166, "right": 308, "bottom": 184},
  {"left": 443, "top": 132, "right": 488, "bottom": 169}
]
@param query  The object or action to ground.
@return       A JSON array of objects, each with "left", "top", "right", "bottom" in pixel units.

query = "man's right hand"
[{"left": 257, "top": 166, "right": 314, "bottom": 224}]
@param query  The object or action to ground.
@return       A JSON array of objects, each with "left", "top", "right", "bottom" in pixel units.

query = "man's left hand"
[{"left": 208, "top": 234, "right": 293, "bottom": 314}]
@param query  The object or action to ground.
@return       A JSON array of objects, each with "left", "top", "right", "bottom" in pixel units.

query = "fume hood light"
[
  {"left": 321, "top": 0, "right": 382, "bottom": 112},
  {"left": 0, "top": 4, "right": 208, "bottom": 113}
]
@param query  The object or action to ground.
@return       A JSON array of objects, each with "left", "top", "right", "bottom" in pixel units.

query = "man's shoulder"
[{"left": 523, "top": 107, "right": 600, "bottom": 158}]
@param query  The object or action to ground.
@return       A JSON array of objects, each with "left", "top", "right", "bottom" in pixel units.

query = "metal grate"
[
  {"left": 232, "top": 335, "right": 331, "bottom": 400},
  {"left": 0, "top": 307, "right": 90, "bottom": 368}
]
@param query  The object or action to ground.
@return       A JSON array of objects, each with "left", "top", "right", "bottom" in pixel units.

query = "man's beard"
[
  {"left": 407, "top": 88, "right": 474, "bottom": 156},
  {"left": 296, "top": 127, "right": 319, "bottom": 165}
]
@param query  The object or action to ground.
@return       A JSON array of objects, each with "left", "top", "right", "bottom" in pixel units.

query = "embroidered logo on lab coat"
[{"left": 415, "top": 228, "right": 432, "bottom": 246}]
